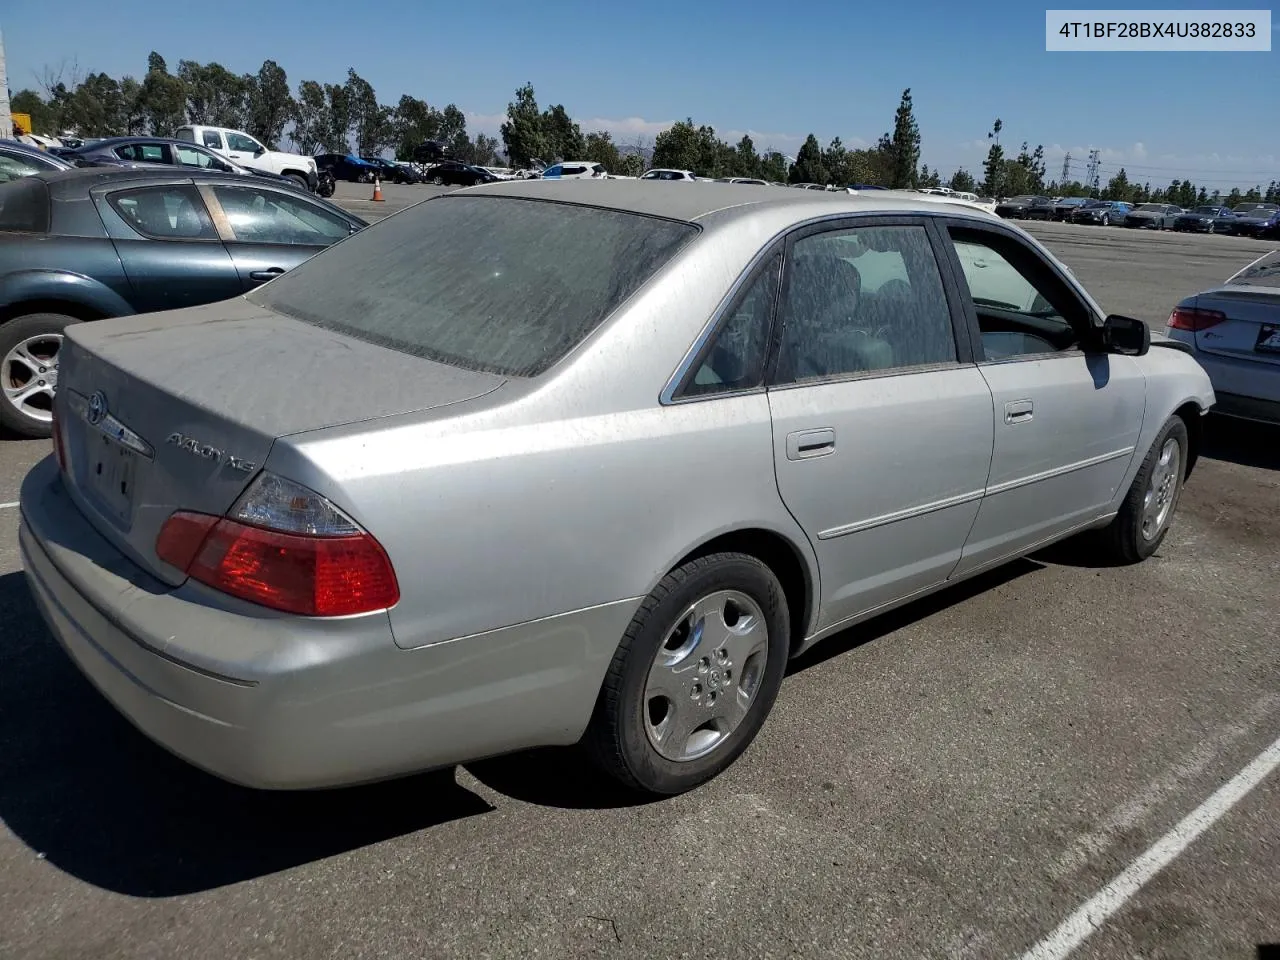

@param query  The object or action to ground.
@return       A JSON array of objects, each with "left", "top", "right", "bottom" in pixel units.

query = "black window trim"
[
  {"left": 764, "top": 214, "right": 977, "bottom": 391},
  {"left": 102, "top": 181, "right": 220, "bottom": 243},
  {"left": 933, "top": 216, "right": 1106, "bottom": 366}
]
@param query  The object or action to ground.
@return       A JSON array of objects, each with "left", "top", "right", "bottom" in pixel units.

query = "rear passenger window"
[
  {"left": 773, "top": 225, "right": 957, "bottom": 383},
  {"left": 684, "top": 252, "right": 781, "bottom": 397},
  {"left": 108, "top": 185, "right": 218, "bottom": 241},
  {"left": 202, "top": 131, "right": 224, "bottom": 149}
]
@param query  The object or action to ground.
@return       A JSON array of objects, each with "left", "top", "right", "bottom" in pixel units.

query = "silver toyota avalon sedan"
[{"left": 20, "top": 181, "right": 1214, "bottom": 796}]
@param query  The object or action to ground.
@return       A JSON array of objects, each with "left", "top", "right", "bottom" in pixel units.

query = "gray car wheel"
[
  {"left": 431, "top": 175, "right": 444, "bottom": 185},
  {"left": 1099, "top": 415, "right": 1188, "bottom": 563},
  {"left": 0, "top": 313, "right": 78, "bottom": 439},
  {"left": 586, "top": 552, "right": 790, "bottom": 795}
]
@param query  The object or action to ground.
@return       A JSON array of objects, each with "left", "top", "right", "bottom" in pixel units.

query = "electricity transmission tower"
[
  {"left": 1086, "top": 149, "right": 1101, "bottom": 193},
  {"left": 1059, "top": 153, "right": 1072, "bottom": 184}
]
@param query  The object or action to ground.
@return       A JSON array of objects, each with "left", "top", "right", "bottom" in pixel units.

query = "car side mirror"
[
  {"left": 254, "top": 146, "right": 265, "bottom": 157},
  {"left": 1101, "top": 314, "right": 1150, "bottom": 356}
]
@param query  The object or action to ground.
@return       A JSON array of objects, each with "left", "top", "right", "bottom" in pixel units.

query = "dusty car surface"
[{"left": 20, "top": 181, "right": 1214, "bottom": 796}]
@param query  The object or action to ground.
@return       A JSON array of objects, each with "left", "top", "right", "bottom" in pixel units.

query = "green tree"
[
  {"left": 11, "top": 90, "right": 58, "bottom": 135},
  {"left": 982, "top": 119, "right": 1004, "bottom": 196},
  {"left": 734, "top": 134, "right": 760, "bottom": 178},
  {"left": 290, "top": 80, "right": 328, "bottom": 153},
  {"left": 500, "top": 82, "right": 546, "bottom": 167},
  {"left": 652, "top": 119, "right": 703, "bottom": 172},
  {"left": 584, "top": 130, "right": 621, "bottom": 171},
  {"left": 178, "top": 60, "right": 249, "bottom": 128},
  {"left": 541, "top": 104, "right": 585, "bottom": 161},
  {"left": 616, "top": 152, "right": 646, "bottom": 177},
  {"left": 789, "top": 133, "right": 829, "bottom": 184},
  {"left": 392, "top": 95, "right": 442, "bottom": 160},
  {"left": 1225, "top": 187, "right": 1243, "bottom": 206},
  {"left": 438, "top": 104, "right": 470, "bottom": 158},
  {"left": 884, "top": 88, "right": 921, "bottom": 188},
  {"left": 949, "top": 168, "right": 976, "bottom": 192},
  {"left": 759, "top": 150, "right": 788, "bottom": 182},
  {"left": 918, "top": 163, "right": 942, "bottom": 189},
  {"left": 138, "top": 52, "right": 187, "bottom": 136},
  {"left": 321, "top": 81, "right": 352, "bottom": 152},
  {"left": 1103, "top": 167, "right": 1131, "bottom": 202},
  {"left": 344, "top": 69, "right": 392, "bottom": 155},
  {"left": 247, "top": 60, "right": 294, "bottom": 147}
]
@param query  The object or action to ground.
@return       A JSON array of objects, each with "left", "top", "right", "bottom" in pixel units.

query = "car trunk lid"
[
  {"left": 55, "top": 298, "right": 506, "bottom": 585},
  {"left": 1191, "top": 287, "right": 1280, "bottom": 368}
]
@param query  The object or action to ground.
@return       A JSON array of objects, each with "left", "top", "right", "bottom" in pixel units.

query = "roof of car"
[{"left": 460, "top": 179, "right": 998, "bottom": 224}]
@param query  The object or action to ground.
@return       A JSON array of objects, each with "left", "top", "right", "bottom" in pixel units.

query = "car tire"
[
  {"left": 1101, "top": 214, "right": 1110, "bottom": 226},
  {"left": 285, "top": 173, "right": 309, "bottom": 192},
  {"left": 585, "top": 552, "right": 790, "bottom": 795},
  {"left": 1098, "top": 415, "right": 1189, "bottom": 564},
  {"left": 431, "top": 175, "right": 444, "bottom": 185},
  {"left": 0, "top": 312, "right": 78, "bottom": 439}
]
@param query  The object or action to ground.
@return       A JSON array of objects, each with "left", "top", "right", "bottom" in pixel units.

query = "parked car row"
[{"left": 996, "top": 193, "right": 1280, "bottom": 237}]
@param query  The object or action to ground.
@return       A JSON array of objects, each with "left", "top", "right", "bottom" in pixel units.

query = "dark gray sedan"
[
  {"left": 1123, "top": 202, "right": 1183, "bottom": 230},
  {"left": 0, "top": 140, "right": 74, "bottom": 182},
  {"left": 0, "top": 167, "right": 365, "bottom": 437},
  {"left": 64, "top": 137, "right": 301, "bottom": 190}
]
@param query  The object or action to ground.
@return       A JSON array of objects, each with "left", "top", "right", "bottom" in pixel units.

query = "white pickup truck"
[{"left": 173, "top": 125, "right": 318, "bottom": 192}]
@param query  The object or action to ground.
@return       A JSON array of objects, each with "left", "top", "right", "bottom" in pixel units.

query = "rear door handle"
[
  {"left": 786, "top": 428, "right": 836, "bottom": 460},
  {"left": 1004, "top": 399, "right": 1034, "bottom": 424},
  {"left": 248, "top": 268, "right": 286, "bottom": 283}
]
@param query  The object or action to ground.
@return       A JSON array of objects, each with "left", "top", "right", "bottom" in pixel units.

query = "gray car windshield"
[
  {"left": 1135, "top": 204, "right": 1165, "bottom": 212},
  {"left": 1230, "top": 250, "right": 1280, "bottom": 288},
  {"left": 250, "top": 195, "right": 698, "bottom": 377}
]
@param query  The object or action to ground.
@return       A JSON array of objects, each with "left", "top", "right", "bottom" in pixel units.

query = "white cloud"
[
  {"left": 465, "top": 111, "right": 510, "bottom": 134},
  {"left": 582, "top": 116, "right": 674, "bottom": 138}
]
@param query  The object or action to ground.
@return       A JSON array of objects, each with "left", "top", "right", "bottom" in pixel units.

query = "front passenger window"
[
  {"left": 946, "top": 230, "right": 1088, "bottom": 361},
  {"left": 773, "top": 225, "right": 957, "bottom": 383}
]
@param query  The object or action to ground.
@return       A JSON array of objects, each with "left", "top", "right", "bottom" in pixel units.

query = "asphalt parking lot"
[{"left": 1, "top": 208, "right": 1277, "bottom": 959}]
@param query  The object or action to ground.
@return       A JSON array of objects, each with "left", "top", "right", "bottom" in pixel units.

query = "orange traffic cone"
[{"left": 371, "top": 176, "right": 384, "bottom": 202}]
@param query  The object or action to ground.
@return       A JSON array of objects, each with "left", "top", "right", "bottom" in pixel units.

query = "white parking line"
[
  {"left": 0, "top": 501, "right": 18, "bottom": 510},
  {"left": 1019, "top": 732, "right": 1280, "bottom": 960}
]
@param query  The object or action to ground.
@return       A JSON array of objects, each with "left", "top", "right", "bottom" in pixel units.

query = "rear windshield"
[
  {"left": 250, "top": 195, "right": 697, "bottom": 377},
  {"left": 1230, "top": 250, "right": 1280, "bottom": 288},
  {"left": 0, "top": 177, "right": 51, "bottom": 233}
]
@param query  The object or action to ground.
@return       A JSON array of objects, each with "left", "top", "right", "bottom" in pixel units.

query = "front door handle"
[
  {"left": 1004, "top": 399, "right": 1034, "bottom": 424},
  {"left": 786, "top": 428, "right": 836, "bottom": 460},
  {"left": 248, "top": 268, "right": 286, "bottom": 283}
]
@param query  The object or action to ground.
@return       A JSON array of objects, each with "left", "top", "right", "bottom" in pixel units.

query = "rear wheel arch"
[
  {"left": 0, "top": 298, "right": 109, "bottom": 325},
  {"left": 670, "top": 528, "right": 816, "bottom": 657}
]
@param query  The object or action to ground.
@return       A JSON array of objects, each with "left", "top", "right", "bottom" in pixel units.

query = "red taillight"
[
  {"left": 1168, "top": 307, "right": 1227, "bottom": 331},
  {"left": 155, "top": 511, "right": 221, "bottom": 571},
  {"left": 155, "top": 476, "right": 400, "bottom": 617}
]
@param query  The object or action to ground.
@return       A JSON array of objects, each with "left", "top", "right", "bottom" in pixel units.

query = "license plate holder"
[
  {"left": 1256, "top": 325, "right": 1280, "bottom": 355},
  {"left": 85, "top": 432, "right": 139, "bottom": 524}
]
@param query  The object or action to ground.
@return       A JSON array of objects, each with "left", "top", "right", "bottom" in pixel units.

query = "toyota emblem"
[{"left": 87, "top": 391, "right": 107, "bottom": 426}]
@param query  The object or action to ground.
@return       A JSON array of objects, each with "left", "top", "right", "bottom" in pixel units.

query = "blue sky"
[{"left": 4, "top": 0, "right": 1278, "bottom": 188}]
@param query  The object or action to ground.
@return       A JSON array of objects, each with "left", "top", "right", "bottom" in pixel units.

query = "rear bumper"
[
  {"left": 1212, "top": 391, "right": 1280, "bottom": 425},
  {"left": 19, "top": 457, "right": 634, "bottom": 789},
  {"left": 1174, "top": 343, "right": 1280, "bottom": 424}
]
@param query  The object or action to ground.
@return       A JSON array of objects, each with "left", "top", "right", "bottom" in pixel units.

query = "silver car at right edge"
[
  {"left": 20, "top": 182, "right": 1214, "bottom": 797},
  {"left": 1166, "top": 247, "right": 1280, "bottom": 425}
]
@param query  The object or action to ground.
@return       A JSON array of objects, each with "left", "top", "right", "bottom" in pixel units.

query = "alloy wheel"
[
  {"left": 3, "top": 332, "right": 63, "bottom": 425},
  {"left": 643, "top": 590, "right": 770, "bottom": 762}
]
